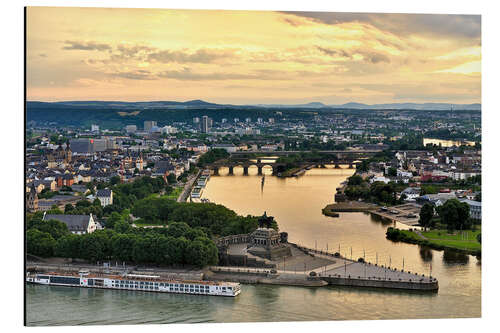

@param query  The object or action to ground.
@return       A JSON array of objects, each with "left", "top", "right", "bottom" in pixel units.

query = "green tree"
[
  {"left": 387, "top": 167, "right": 397, "bottom": 177},
  {"left": 438, "top": 199, "right": 471, "bottom": 232},
  {"left": 27, "top": 229, "right": 56, "bottom": 257},
  {"left": 55, "top": 234, "right": 81, "bottom": 259},
  {"left": 347, "top": 175, "right": 363, "bottom": 186},
  {"left": 419, "top": 203, "right": 434, "bottom": 231},
  {"left": 166, "top": 173, "right": 177, "bottom": 184}
]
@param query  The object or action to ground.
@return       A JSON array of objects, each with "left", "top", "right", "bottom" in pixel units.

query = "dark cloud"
[
  {"left": 62, "top": 40, "right": 112, "bottom": 51},
  {"left": 148, "top": 49, "right": 234, "bottom": 64},
  {"left": 316, "top": 46, "right": 390, "bottom": 64},
  {"left": 282, "top": 12, "right": 481, "bottom": 41},
  {"left": 316, "top": 46, "right": 350, "bottom": 58},
  {"left": 109, "top": 70, "right": 156, "bottom": 80}
]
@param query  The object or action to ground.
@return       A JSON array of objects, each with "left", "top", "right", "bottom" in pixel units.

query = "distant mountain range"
[
  {"left": 28, "top": 100, "right": 481, "bottom": 111},
  {"left": 254, "top": 102, "right": 481, "bottom": 110}
]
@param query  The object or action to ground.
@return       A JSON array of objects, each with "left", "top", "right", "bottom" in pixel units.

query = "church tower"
[
  {"left": 65, "top": 141, "right": 72, "bottom": 163},
  {"left": 27, "top": 182, "right": 38, "bottom": 212}
]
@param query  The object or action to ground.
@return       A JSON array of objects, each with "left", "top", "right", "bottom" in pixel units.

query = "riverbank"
[
  {"left": 386, "top": 227, "right": 481, "bottom": 257},
  {"left": 177, "top": 169, "right": 201, "bottom": 202},
  {"left": 322, "top": 201, "right": 378, "bottom": 217}
]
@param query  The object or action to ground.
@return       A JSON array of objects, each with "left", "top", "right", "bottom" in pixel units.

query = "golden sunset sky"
[{"left": 26, "top": 7, "right": 481, "bottom": 104}]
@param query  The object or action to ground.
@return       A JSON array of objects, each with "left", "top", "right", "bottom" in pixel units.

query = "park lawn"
[
  {"left": 421, "top": 229, "right": 481, "bottom": 242},
  {"left": 399, "top": 229, "right": 481, "bottom": 252},
  {"left": 144, "top": 187, "right": 183, "bottom": 200},
  {"left": 422, "top": 229, "right": 481, "bottom": 251},
  {"left": 425, "top": 239, "right": 481, "bottom": 251},
  {"left": 162, "top": 187, "right": 183, "bottom": 200}
]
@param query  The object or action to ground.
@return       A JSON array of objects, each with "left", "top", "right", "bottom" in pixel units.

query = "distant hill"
[
  {"left": 254, "top": 101, "right": 481, "bottom": 111},
  {"left": 28, "top": 100, "right": 481, "bottom": 111}
]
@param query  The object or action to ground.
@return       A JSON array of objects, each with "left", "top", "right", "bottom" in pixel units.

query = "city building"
[
  {"left": 125, "top": 125, "right": 137, "bottom": 133},
  {"left": 91, "top": 124, "right": 100, "bottom": 132},
  {"left": 43, "top": 213, "right": 98, "bottom": 235},
  {"left": 201, "top": 116, "right": 211, "bottom": 133},
  {"left": 26, "top": 183, "right": 38, "bottom": 212},
  {"left": 459, "top": 199, "right": 482, "bottom": 220},
  {"left": 96, "top": 189, "right": 113, "bottom": 207},
  {"left": 144, "top": 121, "right": 157, "bottom": 132}
]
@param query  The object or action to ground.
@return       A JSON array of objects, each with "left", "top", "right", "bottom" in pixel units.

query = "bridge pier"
[
  {"left": 213, "top": 167, "right": 219, "bottom": 176},
  {"left": 272, "top": 165, "right": 277, "bottom": 176},
  {"left": 257, "top": 166, "right": 263, "bottom": 175},
  {"left": 228, "top": 166, "right": 234, "bottom": 175},
  {"left": 349, "top": 163, "right": 354, "bottom": 169},
  {"left": 243, "top": 166, "right": 249, "bottom": 175},
  {"left": 257, "top": 158, "right": 262, "bottom": 164},
  {"left": 335, "top": 163, "right": 340, "bottom": 169}
]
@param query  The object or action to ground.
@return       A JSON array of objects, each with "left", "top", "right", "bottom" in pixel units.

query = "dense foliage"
[
  {"left": 131, "top": 197, "right": 268, "bottom": 236},
  {"left": 26, "top": 211, "right": 218, "bottom": 267},
  {"left": 419, "top": 203, "right": 435, "bottom": 230},
  {"left": 436, "top": 199, "right": 471, "bottom": 231},
  {"left": 344, "top": 176, "right": 402, "bottom": 205},
  {"left": 197, "top": 149, "right": 230, "bottom": 166}
]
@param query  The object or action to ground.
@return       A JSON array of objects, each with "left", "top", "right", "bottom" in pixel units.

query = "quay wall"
[{"left": 321, "top": 276, "right": 439, "bottom": 291}]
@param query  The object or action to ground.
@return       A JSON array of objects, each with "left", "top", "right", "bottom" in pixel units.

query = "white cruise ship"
[{"left": 27, "top": 270, "right": 241, "bottom": 297}]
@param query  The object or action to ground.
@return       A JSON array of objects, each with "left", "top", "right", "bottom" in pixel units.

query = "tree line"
[{"left": 26, "top": 214, "right": 218, "bottom": 267}]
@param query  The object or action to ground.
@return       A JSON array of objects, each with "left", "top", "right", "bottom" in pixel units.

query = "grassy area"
[
  {"left": 419, "top": 229, "right": 481, "bottom": 251},
  {"left": 397, "top": 229, "right": 481, "bottom": 253},
  {"left": 145, "top": 187, "right": 183, "bottom": 200},
  {"left": 162, "top": 187, "right": 183, "bottom": 200}
]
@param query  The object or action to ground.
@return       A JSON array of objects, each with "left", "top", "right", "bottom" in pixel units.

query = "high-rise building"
[
  {"left": 91, "top": 124, "right": 100, "bottom": 132},
  {"left": 201, "top": 116, "right": 211, "bottom": 133},
  {"left": 268, "top": 118, "right": 275, "bottom": 124},
  {"left": 125, "top": 125, "right": 137, "bottom": 133},
  {"left": 245, "top": 117, "right": 251, "bottom": 123},
  {"left": 144, "top": 121, "right": 157, "bottom": 132},
  {"left": 234, "top": 118, "right": 239, "bottom": 123},
  {"left": 257, "top": 118, "right": 263, "bottom": 124},
  {"left": 221, "top": 118, "right": 227, "bottom": 123},
  {"left": 193, "top": 117, "right": 200, "bottom": 124}
]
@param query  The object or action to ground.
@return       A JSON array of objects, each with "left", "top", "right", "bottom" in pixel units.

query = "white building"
[
  {"left": 43, "top": 213, "right": 97, "bottom": 234},
  {"left": 96, "top": 189, "right": 113, "bottom": 207},
  {"left": 125, "top": 125, "right": 137, "bottom": 133}
]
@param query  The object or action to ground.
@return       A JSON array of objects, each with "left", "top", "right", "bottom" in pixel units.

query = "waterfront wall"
[{"left": 321, "top": 276, "right": 439, "bottom": 291}]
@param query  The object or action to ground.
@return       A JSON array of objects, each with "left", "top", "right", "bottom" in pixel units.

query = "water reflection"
[
  {"left": 443, "top": 250, "right": 470, "bottom": 265},
  {"left": 419, "top": 246, "right": 433, "bottom": 262}
]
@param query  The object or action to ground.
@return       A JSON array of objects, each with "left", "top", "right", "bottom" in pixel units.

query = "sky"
[{"left": 26, "top": 7, "right": 481, "bottom": 104}]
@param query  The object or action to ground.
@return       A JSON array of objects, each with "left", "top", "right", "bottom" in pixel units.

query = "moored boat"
[{"left": 27, "top": 270, "right": 241, "bottom": 297}]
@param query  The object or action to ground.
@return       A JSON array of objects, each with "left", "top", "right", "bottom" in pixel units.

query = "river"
[
  {"left": 423, "top": 138, "right": 476, "bottom": 147},
  {"left": 26, "top": 166, "right": 481, "bottom": 325}
]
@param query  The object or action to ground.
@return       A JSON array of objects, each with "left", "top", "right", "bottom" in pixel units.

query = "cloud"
[
  {"left": 148, "top": 48, "right": 234, "bottom": 64},
  {"left": 109, "top": 69, "right": 157, "bottom": 80},
  {"left": 316, "top": 46, "right": 350, "bottom": 59},
  {"left": 62, "top": 40, "right": 112, "bottom": 51},
  {"left": 158, "top": 67, "right": 255, "bottom": 81},
  {"left": 316, "top": 46, "right": 390, "bottom": 64},
  {"left": 282, "top": 12, "right": 481, "bottom": 41}
]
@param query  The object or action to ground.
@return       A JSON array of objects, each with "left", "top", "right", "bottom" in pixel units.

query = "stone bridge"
[
  {"left": 209, "top": 159, "right": 286, "bottom": 175},
  {"left": 209, "top": 157, "right": 362, "bottom": 175}
]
